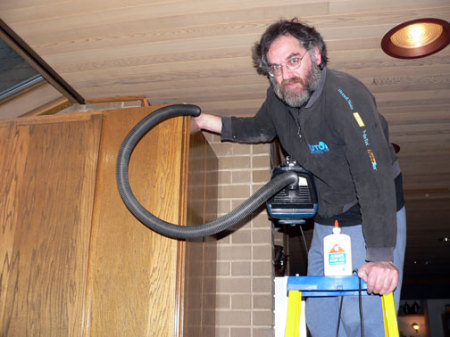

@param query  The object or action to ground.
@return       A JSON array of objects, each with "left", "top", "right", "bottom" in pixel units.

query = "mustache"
[{"left": 281, "top": 77, "right": 306, "bottom": 88}]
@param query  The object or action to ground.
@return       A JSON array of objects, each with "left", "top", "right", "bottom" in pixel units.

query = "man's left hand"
[{"left": 357, "top": 261, "right": 399, "bottom": 295}]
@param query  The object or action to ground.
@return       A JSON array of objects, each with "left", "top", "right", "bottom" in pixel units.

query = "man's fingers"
[
  {"left": 385, "top": 270, "right": 399, "bottom": 294},
  {"left": 357, "top": 267, "right": 369, "bottom": 282}
]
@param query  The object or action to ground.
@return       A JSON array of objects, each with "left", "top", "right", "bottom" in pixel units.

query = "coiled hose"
[{"left": 116, "top": 104, "right": 299, "bottom": 239}]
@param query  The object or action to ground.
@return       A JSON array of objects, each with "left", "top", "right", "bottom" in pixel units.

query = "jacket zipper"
[{"left": 290, "top": 108, "right": 303, "bottom": 139}]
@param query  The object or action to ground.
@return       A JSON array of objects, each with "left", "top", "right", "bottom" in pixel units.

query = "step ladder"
[{"left": 285, "top": 275, "right": 399, "bottom": 337}]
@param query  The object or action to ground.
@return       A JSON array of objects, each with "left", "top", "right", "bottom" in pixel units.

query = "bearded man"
[{"left": 194, "top": 18, "right": 406, "bottom": 337}]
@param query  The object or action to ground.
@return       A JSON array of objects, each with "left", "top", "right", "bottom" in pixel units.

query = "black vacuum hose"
[{"left": 116, "top": 104, "right": 299, "bottom": 239}]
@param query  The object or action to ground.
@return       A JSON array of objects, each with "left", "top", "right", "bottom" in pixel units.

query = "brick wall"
[{"left": 203, "top": 133, "right": 276, "bottom": 337}]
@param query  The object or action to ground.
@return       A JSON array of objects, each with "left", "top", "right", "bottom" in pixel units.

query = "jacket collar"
[{"left": 304, "top": 67, "right": 327, "bottom": 109}]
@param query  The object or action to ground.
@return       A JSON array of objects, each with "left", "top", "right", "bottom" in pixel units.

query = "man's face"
[{"left": 266, "top": 34, "right": 322, "bottom": 107}]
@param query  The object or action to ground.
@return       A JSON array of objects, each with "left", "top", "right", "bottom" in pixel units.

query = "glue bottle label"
[{"left": 328, "top": 244, "right": 347, "bottom": 265}]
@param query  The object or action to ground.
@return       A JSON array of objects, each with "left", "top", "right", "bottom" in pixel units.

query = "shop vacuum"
[{"left": 116, "top": 104, "right": 318, "bottom": 239}]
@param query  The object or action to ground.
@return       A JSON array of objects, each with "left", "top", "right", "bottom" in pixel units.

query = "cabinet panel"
[
  {"left": 0, "top": 115, "right": 102, "bottom": 336},
  {"left": 85, "top": 108, "right": 186, "bottom": 337}
]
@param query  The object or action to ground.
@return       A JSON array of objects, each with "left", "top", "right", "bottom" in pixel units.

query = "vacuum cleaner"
[
  {"left": 267, "top": 157, "right": 317, "bottom": 225},
  {"left": 116, "top": 104, "right": 317, "bottom": 240}
]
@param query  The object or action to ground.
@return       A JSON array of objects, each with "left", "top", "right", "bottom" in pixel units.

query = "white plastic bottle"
[{"left": 323, "top": 220, "right": 353, "bottom": 276}]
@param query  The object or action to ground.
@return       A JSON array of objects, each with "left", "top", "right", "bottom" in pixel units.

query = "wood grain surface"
[{"left": 0, "top": 106, "right": 217, "bottom": 336}]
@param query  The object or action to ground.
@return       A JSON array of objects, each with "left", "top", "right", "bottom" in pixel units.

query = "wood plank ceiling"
[{"left": 1, "top": 0, "right": 449, "bottom": 294}]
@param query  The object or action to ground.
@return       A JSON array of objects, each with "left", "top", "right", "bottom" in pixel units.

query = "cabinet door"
[
  {"left": 85, "top": 107, "right": 188, "bottom": 337},
  {"left": 0, "top": 114, "right": 102, "bottom": 337}
]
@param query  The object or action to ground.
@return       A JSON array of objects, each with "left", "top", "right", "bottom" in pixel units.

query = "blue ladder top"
[{"left": 287, "top": 275, "right": 369, "bottom": 297}]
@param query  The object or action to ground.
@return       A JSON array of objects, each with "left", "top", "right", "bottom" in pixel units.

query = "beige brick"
[
  {"left": 217, "top": 245, "right": 251, "bottom": 261},
  {"left": 216, "top": 261, "right": 231, "bottom": 276},
  {"left": 253, "top": 228, "right": 272, "bottom": 244},
  {"left": 253, "top": 245, "right": 273, "bottom": 260},
  {"left": 253, "top": 310, "right": 274, "bottom": 325},
  {"left": 215, "top": 327, "right": 230, "bottom": 337},
  {"left": 219, "top": 184, "right": 250, "bottom": 199},
  {"left": 232, "top": 143, "right": 252, "bottom": 155},
  {"left": 218, "top": 170, "right": 232, "bottom": 184},
  {"left": 231, "top": 229, "right": 252, "bottom": 244},
  {"left": 216, "top": 310, "right": 252, "bottom": 326},
  {"left": 253, "top": 294, "right": 273, "bottom": 309},
  {"left": 202, "top": 131, "right": 217, "bottom": 144},
  {"left": 253, "top": 261, "right": 273, "bottom": 276},
  {"left": 213, "top": 142, "right": 234, "bottom": 156},
  {"left": 253, "top": 277, "right": 273, "bottom": 293},
  {"left": 231, "top": 294, "right": 251, "bottom": 309},
  {"left": 217, "top": 199, "right": 232, "bottom": 215},
  {"left": 216, "top": 277, "right": 251, "bottom": 293},
  {"left": 230, "top": 327, "right": 251, "bottom": 337},
  {"left": 216, "top": 294, "right": 231, "bottom": 309},
  {"left": 252, "top": 169, "right": 271, "bottom": 183},
  {"left": 252, "top": 327, "right": 274, "bottom": 337},
  {"left": 252, "top": 155, "right": 270, "bottom": 168},
  {"left": 231, "top": 261, "right": 251, "bottom": 276},
  {"left": 211, "top": 134, "right": 221, "bottom": 143},
  {"left": 231, "top": 170, "right": 252, "bottom": 183},
  {"left": 219, "top": 156, "right": 251, "bottom": 170},
  {"left": 252, "top": 212, "right": 271, "bottom": 228},
  {"left": 253, "top": 143, "right": 270, "bottom": 154},
  {"left": 209, "top": 144, "right": 224, "bottom": 157}
]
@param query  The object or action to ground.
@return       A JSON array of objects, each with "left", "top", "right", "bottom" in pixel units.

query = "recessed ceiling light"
[{"left": 381, "top": 18, "right": 450, "bottom": 59}]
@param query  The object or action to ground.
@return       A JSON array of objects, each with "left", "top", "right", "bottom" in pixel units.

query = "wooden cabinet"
[{"left": 0, "top": 106, "right": 217, "bottom": 337}]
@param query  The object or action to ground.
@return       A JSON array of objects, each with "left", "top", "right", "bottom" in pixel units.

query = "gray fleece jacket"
[{"left": 221, "top": 68, "right": 404, "bottom": 262}]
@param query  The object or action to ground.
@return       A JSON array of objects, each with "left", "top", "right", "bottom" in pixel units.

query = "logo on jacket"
[
  {"left": 367, "top": 149, "right": 377, "bottom": 170},
  {"left": 308, "top": 141, "right": 330, "bottom": 154},
  {"left": 353, "top": 112, "right": 365, "bottom": 127},
  {"left": 337, "top": 88, "right": 354, "bottom": 110}
]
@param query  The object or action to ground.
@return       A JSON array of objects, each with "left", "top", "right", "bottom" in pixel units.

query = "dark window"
[{"left": 0, "top": 37, "right": 44, "bottom": 101}]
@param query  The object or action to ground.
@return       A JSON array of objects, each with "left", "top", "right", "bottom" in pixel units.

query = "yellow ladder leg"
[
  {"left": 382, "top": 293, "right": 399, "bottom": 337},
  {"left": 285, "top": 290, "right": 302, "bottom": 337}
]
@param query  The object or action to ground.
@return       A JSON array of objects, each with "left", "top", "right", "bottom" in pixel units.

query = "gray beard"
[{"left": 271, "top": 62, "right": 322, "bottom": 108}]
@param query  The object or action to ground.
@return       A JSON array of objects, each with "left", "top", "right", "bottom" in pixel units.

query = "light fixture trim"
[{"left": 381, "top": 18, "right": 450, "bottom": 59}]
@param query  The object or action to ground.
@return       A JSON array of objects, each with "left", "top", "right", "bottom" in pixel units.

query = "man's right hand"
[
  {"left": 358, "top": 261, "right": 399, "bottom": 295},
  {"left": 193, "top": 113, "right": 223, "bottom": 134}
]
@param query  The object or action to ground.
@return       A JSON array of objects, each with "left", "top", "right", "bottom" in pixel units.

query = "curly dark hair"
[{"left": 252, "top": 18, "right": 328, "bottom": 76}]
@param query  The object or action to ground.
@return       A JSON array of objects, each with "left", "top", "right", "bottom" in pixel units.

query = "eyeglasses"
[{"left": 267, "top": 52, "right": 308, "bottom": 77}]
